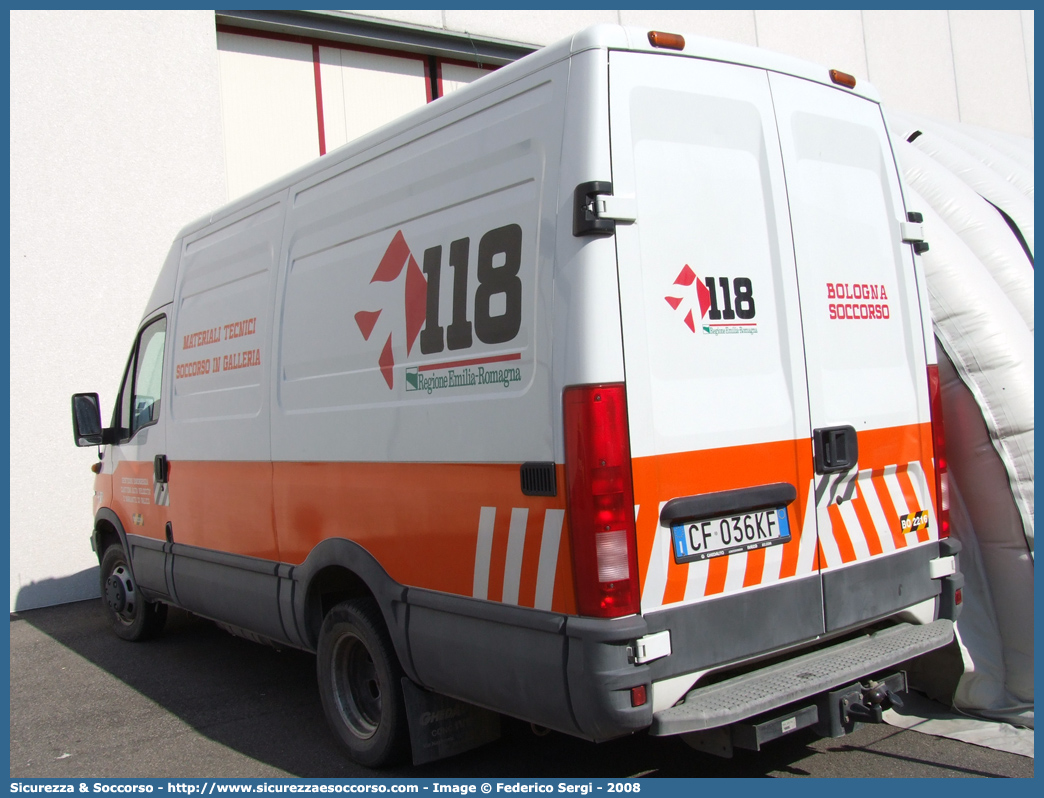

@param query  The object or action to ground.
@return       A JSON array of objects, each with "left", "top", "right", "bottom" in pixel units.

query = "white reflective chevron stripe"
[
  {"left": 472, "top": 506, "right": 496, "bottom": 600},
  {"left": 501, "top": 508, "right": 529, "bottom": 605},
  {"left": 683, "top": 558, "right": 709, "bottom": 601},
  {"left": 472, "top": 506, "right": 566, "bottom": 608},
  {"left": 796, "top": 483, "right": 820, "bottom": 575},
  {"left": 723, "top": 550, "right": 749, "bottom": 594},
  {"left": 860, "top": 472, "right": 897, "bottom": 553}
]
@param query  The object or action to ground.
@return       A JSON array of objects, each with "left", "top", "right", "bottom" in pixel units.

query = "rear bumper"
[
  {"left": 649, "top": 619, "right": 954, "bottom": 736},
  {"left": 401, "top": 539, "right": 961, "bottom": 743},
  {"left": 403, "top": 589, "right": 655, "bottom": 742}
]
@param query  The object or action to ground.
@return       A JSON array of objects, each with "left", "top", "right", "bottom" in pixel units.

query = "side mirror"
[{"left": 72, "top": 393, "right": 104, "bottom": 447}]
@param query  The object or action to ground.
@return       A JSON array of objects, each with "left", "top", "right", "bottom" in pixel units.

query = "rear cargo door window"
[
  {"left": 609, "top": 52, "right": 825, "bottom": 651},
  {"left": 769, "top": 73, "right": 938, "bottom": 631}
]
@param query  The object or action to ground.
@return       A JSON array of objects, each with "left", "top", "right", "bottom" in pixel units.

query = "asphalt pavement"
[{"left": 9, "top": 600, "right": 1034, "bottom": 779}]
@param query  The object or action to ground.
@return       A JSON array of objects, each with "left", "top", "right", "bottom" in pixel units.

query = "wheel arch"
[
  {"left": 94, "top": 508, "right": 131, "bottom": 563},
  {"left": 293, "top": 537, "right": 417, "bottom": 683}
]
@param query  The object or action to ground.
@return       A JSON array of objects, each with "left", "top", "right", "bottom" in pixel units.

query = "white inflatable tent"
[{"left": 885, "top": 111, "right": 1033, "bottom": 732}]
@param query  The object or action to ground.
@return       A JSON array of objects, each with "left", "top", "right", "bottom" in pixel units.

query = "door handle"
[
  {"left": 813, "top": 426, "right": 858, "bottom": 474},
  {"left": 154, "top": 454, "right": 168, "bottom": 484}
]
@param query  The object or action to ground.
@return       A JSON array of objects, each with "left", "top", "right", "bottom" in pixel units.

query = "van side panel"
[
  {"left": 165, "top": 195, "right": 285, "bottom": 623},
  {"left": 273, "top": 462, "right": 575, "bottom": 613},
  {"left": 549, "top": 47, "right": 626, "bottom": 406},
  {"left": 269, "top": 60, "right": 569, "bottom": 606}
]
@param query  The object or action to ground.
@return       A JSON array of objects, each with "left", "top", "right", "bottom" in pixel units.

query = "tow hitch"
[
  {"left": 844, "top": 678, "right": 905, "bottom": 723},
  {"left": 816, "top": 671, "right": 908, "bottom": 736},
  {"left": 681, "top": 672, "right": 908, "bottom": 758}
]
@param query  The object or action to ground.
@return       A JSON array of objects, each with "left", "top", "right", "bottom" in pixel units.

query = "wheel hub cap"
[{"left": 105, "top": 566, "right": 132, "bottom": 615}]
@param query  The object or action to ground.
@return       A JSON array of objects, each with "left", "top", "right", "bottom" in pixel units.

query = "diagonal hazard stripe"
[
  {"left": 896, "top": 465, "right": 931, "bottom": 543},
  {"left": 873, "top": 467, "right": 908, "bottom": 551},
  {"left": 850, "top": 480, "right": 883, "bottom": 556}
]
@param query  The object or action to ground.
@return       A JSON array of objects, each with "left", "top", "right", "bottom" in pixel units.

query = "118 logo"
[{"left": 665, "top": 264, "right": 759, "bottom": 334}]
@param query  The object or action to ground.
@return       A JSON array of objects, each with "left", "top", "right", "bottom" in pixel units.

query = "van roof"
[{"left": 177, "top": 24, "right": 880, "bottom": 240}]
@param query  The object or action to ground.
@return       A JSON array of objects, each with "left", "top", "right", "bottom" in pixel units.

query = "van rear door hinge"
[
  {"left": 631, "top": 630, "right": 672, "bottom": 664},
  {"left": 573, "top": 181, "right": 636, "bottom": 237},
  {"left": 901, "top": 211, "right": 929, "bottom": 254}
]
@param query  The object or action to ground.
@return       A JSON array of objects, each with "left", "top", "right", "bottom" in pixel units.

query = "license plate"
[{"left": 671, "top": 506, "right": 791, "bottom": 564}]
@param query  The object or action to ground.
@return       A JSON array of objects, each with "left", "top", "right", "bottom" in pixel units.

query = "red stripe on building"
[{"left": 312, "top": 44, "right": 326, "bottom": 156}]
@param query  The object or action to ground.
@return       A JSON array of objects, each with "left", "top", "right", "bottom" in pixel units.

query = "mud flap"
[{"left": 402, "top": 679, "right": 501, "bottom": 765}]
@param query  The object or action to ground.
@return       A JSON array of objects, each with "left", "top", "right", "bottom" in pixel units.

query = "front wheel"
[
  {"left": 100, "top": 545, "right": 167, "bottom": 641},
  {"left": 316, "top": 598, "right": 409, "bottom": 767}
]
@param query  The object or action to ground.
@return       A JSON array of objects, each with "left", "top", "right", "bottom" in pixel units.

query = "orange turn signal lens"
[
  {"left": 829, "top": 69, "right": 857, "bottom": 89},
  {"left": 648, "top": 31, "right": 685, "bottom": 51}
]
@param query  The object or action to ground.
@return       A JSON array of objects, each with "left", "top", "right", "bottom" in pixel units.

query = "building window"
[{"left": 216, "top": 26, "right": 496, "bottom": 199}]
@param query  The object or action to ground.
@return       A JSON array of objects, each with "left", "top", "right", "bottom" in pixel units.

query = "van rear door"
[
  {"left": 609, "top": 48, "right": 942, "bottom": 671},
  {"left": 768, "top": 72, "right": 941, "bottom": 633},
  {"left": 608, "top": 50, "right": 827, "bottom": 665}
]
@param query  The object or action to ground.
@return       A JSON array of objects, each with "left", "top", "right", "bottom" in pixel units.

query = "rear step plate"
[{"left": 650, "top": 620, "right": 953, "bottom": 736}]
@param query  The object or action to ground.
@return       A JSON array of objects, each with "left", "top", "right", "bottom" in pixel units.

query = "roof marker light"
[
  {"left": 648, "top": 31, "right": 685, "bottom": 51},
  {"left": 829, "top": 69, "right": 857, "bottom": 89}
]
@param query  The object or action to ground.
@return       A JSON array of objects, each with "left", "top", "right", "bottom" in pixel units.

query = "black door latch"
[{"left": 813, "top": 426, "right": 858, "bottom": 474}]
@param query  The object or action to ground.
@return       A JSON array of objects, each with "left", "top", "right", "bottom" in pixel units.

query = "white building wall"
[
  {"left": 352, "top": 8, "right": 1034, "bottom": 136},
  {"left": 9, "top": 9, "right": 1034, "bottom": 611},
  {"left": 10, "top": 11, "right": 227, "bottom": 610},
  {"left": 217, "top": 33, "right": 320, "bottom": 201},
  {"left": 949, "top": 10, "right": 1035, "bottom": 136}
]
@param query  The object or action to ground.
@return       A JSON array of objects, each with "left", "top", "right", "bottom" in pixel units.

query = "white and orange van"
[{"left": 73, "top": 26, "right": 963, "bottom": 766}]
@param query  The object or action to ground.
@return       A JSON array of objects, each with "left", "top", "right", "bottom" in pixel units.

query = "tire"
[
  {"left": 316, "top": 598, "right": 410, "bottom": 767},
  {"left": 99, "top": 545, "right": 167, "bottom": 641}
]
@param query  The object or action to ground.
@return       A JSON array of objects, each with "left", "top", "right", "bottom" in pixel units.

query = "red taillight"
[
  {"left": 563, "top": 384, "right": 640, "bottom": 618},
  {"left": 927, "top": 365, "right": 950, "bottom": 537}
]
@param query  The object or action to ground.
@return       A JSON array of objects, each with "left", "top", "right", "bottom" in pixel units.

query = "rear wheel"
[
  {"left": 316, "top": 598, "right": 409, "bottom": 767},
  {"left": 100, "top": 545, "right": 167, "bottom": 641}
]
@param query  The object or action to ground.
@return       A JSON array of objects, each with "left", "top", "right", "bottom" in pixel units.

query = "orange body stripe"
[
  {"left": 632, "top": 423, "right": 933, "bottom": 608},
  {"left": 662, "top": 559, "right": 688, "bottom": 606},
  {"left": 268, "top": 462, "right": 569, "bottom": 601},
  {"left": 102, "top": 460, "right": 576, "bottom": 608},
  {"left": 743, "top": 546, "right": 766, "bottom": 588},
  {"left": 704, "top": 555, "right": 729, "bottom": 596},
  {"left": 97, "top": 422, "right": 935, "bottom": 616},
  {"left": 167, "top": 461, "right": 278, "bottom": 559},
  {"left": 632, "top": 438, "right": 813, "bottom": 603},
  {"left": 550, "top": 531, "right": 577, "bottom": 615},
  {"left": 108, "top": 461, "right": 166, "bottom": 542}
]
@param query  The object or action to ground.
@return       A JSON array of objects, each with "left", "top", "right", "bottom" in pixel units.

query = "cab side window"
[{"left": 115, "top": 316, "right": 167, "bottom": 440}]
